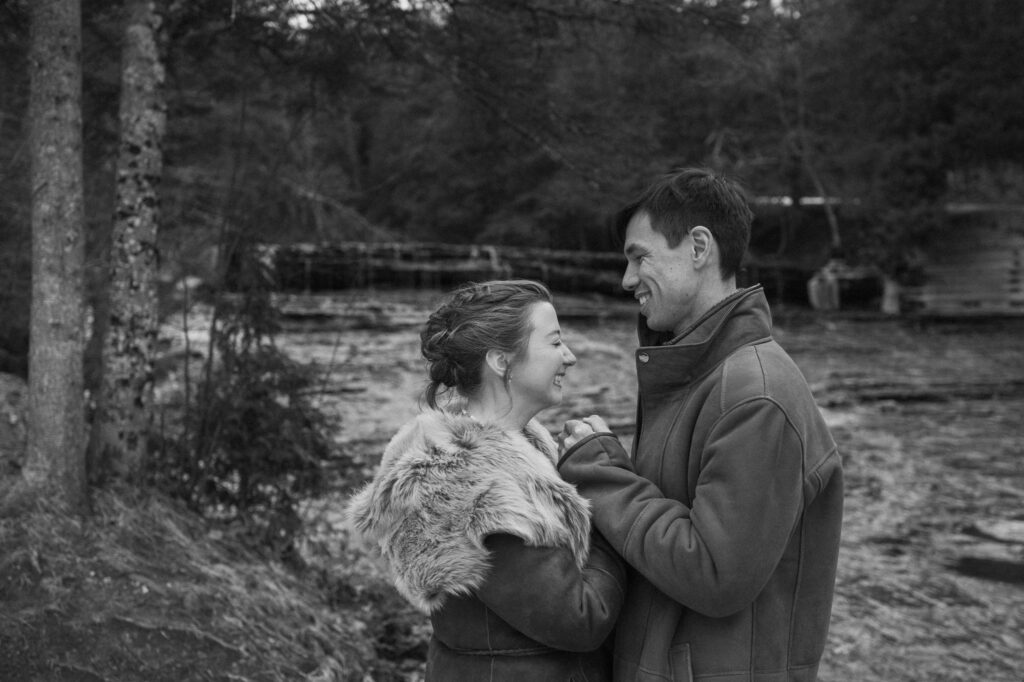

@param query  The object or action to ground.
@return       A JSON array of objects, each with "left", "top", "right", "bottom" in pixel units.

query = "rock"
[
  {"left": 949, "top": 550, "right": 1024, "bottom": 584},
  {"left": 966, "top": 519, "right": 1024, "bottom": 545},
  {"left": 0, "top": 373, "right": 28, "bottom": 476},
  {"left": 940, "top": 524, "right": 1024, "bottom": 585}
]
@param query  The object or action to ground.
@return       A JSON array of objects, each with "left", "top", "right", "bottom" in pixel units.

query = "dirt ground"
[{"left": 281, "top": 290, "right": 1024, "bottom": 682}]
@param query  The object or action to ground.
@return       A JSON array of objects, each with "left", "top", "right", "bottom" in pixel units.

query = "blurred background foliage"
[{"left": 2, "top": 0, "right": 1023, "bottom": 369}]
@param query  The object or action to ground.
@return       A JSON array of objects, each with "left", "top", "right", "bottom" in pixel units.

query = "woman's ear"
[{"left": 484, "top": 349, "right": 508, "bottom": 378}]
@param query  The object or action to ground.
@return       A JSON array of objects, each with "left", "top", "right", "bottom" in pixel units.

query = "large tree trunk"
[
  {"left": 21, "top": 0, "right": 88, "bottom": 513},
  {"left": 94, "top": 0, "right": 166, "bottom": 480}
]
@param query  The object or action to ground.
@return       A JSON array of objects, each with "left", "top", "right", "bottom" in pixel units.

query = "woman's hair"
[{"left": 420, "top": 279, "right": 552, "bottom": 409}]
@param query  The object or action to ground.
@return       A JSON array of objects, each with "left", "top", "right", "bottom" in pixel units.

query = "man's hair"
[{"left": 614, "top": 167, "right": 754, "bottom": 280}]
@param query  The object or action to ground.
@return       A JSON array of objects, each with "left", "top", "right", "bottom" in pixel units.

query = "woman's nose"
[{"left": 563, "top": 345, "right": 577, "bottom": 366}]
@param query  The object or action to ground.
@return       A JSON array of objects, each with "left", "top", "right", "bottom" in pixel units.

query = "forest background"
[
  {"left": 3, "top": 0, "right": 1024, "bottom": 373},
  {"left": 1, "top": 0, "right": 1023, "bottom": 680}
]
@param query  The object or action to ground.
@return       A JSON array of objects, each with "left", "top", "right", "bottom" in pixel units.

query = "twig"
[
  {"left": 181, "top": 277, "right": 192, "bottom": 455},
  {"left": 315, "top": 332, "right": 346, "bottom": 399}
]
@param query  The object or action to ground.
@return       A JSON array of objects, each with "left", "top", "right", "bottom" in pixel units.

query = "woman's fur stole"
[{"left": 346, "top": 410, "right": 592, "bottom": 614}]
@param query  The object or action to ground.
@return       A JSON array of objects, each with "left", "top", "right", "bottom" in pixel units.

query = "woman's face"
[{"left": 509, "top": 302, "right": 577, "bottom": 416}]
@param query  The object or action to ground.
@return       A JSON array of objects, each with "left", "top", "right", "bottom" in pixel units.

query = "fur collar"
[{"left": 346, "top": 410, "right": 591, "bottom": 613}]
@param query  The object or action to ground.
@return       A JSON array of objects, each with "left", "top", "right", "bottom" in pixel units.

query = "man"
[{"left": 559, "top": 167, "right": 843, "bottom": 681}]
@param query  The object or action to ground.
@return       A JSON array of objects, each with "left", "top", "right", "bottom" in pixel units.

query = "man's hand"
[{"left": 559, "top": 415, "right": 611, "bottom": 454}]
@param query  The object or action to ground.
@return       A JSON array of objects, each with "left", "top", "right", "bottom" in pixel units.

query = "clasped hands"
[{"left": 558, "top": 414, "right": 611, "bottom": 454}]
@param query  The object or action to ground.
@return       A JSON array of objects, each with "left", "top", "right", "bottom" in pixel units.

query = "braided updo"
[{"left": 420, "top": 279, "right": 552, "bottom": 409}]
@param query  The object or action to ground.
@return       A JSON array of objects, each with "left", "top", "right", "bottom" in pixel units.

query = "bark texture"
[
  {"left": 96, "top": 0, "right": 166, "bottom": 479},
  {"left": 22, "top": 0, "right": 88, "bottom": 512}
]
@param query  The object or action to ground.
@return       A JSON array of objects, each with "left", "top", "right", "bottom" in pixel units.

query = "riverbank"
[
  {"left": 303, "top": 291, "right": 1024, "bottom": 681},
  {"left": 3, "top": 291, "right": 1022, "bottom": 680}
]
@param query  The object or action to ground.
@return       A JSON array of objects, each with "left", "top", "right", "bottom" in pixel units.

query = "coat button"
[{"left": 638, "top": 352, "right": 649, "bottom": 363}]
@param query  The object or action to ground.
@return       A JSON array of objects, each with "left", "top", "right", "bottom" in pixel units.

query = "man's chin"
[{"left": 642, "top": 314, "right": 670, "bottom": 332}]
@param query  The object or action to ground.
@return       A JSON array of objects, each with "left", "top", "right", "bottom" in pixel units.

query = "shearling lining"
[{"left": 346, "top": 410, "right": 592, "bottom": 613}]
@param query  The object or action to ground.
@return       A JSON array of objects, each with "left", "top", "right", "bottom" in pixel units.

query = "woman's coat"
[{"left": 347, "top": 410, "right": 625, "bottom": 681}]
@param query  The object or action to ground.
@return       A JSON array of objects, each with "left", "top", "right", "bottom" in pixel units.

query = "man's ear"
[
  {"left": 484, "top": 349, "right": 508, "bottom": 378},
  {"left": 689, "top": 226, "right": 714, "bottom": 269}
]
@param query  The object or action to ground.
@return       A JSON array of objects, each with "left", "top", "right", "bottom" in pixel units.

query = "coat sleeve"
[
  {"left": 473, "top": 531, "right": 626, "bottom": 652},
  {"left": 557, "top": 398, "right": 804, "bottom": 617}
]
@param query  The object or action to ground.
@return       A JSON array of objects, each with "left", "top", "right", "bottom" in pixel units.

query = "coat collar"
[{"left": 634, "top": 285, "right": 773, "bottom": 396}]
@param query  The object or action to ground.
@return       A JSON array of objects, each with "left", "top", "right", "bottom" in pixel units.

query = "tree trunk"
[
  {"left": 21, "top": 0, "right": 88, "bottom": 513},
  {"left": 94, "top": 0, "right": 166, "bottom": 480}
]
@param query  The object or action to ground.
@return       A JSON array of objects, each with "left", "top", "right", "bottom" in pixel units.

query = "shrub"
[{"left": 150, "top": 247, "right": 330, "bottom": 560}]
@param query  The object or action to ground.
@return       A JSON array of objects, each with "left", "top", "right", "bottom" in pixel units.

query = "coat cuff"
[{"left": 557, "top": 432, "right": 633, "bottom": 477}]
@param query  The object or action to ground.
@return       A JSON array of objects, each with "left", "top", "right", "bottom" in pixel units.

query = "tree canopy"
[{"left": 1, "top": 0, "right": 1022, "bottom": 318}]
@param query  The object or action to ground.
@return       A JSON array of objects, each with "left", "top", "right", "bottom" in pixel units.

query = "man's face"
[{"left": 621, "top": 212, "right": 698, "bottom": 337}]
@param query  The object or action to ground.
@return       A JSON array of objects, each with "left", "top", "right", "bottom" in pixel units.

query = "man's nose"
[{"left": 622, "top": 262, "right": 638, "bottom": 291}]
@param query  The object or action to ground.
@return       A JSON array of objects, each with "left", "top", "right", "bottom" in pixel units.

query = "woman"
[{"left": 347, "top": 280, "right": 624, "bottom": 681}]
